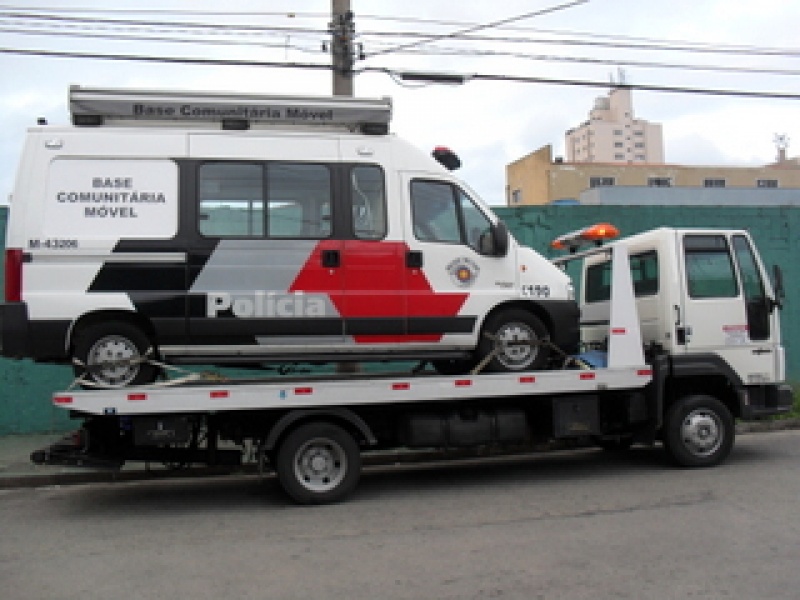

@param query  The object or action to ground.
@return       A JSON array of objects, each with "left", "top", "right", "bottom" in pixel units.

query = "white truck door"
[{"left": 677, "top": 232, "right": 779, "bottom": 384}]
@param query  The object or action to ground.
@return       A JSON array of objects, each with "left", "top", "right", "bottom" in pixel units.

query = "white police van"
[{"left": 1, "top": 86, "right": 577, "bottom": 387}]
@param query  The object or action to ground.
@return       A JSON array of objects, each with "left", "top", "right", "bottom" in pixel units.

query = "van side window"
[
  {"left": 267, "top": 163, "right": 331, "bottom": 238},
  {"left": 684, "top": 235, "right": 738, "bottom": 299},
  {"left": 410, "top": 181, "right": 461, "bottom": 244},
  {"left": 585, "top": 251, "right": 659, "bottom": 303},
  {"left": 199, "top": 163, "right": 263, "bottom": 237},
  {"left": 351, "top": 165, "right": 386, "bottom": 239},
  {"left": 198, "top": 162, "right": 332, "bottom": 239},
  {"left": 410, "top": 180, "right": 493, "bottom": 253},
  {"left": 458, "top": 189, "right": 493, "bottom": 253}
]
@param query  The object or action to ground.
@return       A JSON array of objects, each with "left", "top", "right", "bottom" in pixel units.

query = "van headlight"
[{"left": 566, "top": 282, "right": 575, "bottom": 301}]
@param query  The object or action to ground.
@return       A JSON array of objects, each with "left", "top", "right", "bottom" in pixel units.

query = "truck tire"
[
  {"left": 275, "top": 421, "right": 361, "bottom": 505},
  {"left": 72, "top": 321, "right": 159, "bottom": 388},
  {"left": 663, "top": 394, "right": 734, "bottom": 467},
  {"left": 477, "top": 309, "right": 550, "bottom": 372}
]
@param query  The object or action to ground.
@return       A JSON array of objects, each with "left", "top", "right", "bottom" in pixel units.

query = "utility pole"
[{"left": 330, "top": 0, "right": 355, "bottom": 96}]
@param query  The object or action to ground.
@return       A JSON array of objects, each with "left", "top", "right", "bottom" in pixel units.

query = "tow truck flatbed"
[{"left": 54, "top": 366, "right": 653, "bottom": 416}]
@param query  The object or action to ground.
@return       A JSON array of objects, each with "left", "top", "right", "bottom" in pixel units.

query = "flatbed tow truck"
[{"left": 31, "top": 225, "right": 793, "bottom": 504}]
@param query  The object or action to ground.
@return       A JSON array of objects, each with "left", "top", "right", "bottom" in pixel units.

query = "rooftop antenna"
[{"left": 774, "top": 133, "right": 789, "bottom": 162}]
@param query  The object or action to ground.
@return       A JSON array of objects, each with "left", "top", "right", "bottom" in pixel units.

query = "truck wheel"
[
  {"left": 275, "top": 422, "right": 361, "bottom": 505},
  {"left": 477, "top": 310, "right": 550, "bottom": 372},
  {"left": 72, "top": 321, "right": 159, "bottom": 388},
  {"left": 663, "top": 395, "right": 734, "bottom": 467}
]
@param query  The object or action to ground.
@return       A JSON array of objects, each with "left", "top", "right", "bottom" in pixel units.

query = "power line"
[
  {"left": 5, "top": 24, "right": 796, "bottom": 79},
  {"left": 362, "top": 67, "right": 800, "bottom": 100},
  {"left": 0, "top": 46, "right": 332, "bottom": 69},
  {"left": 0, "top": 5, "right": 328, "bottom": 18},
  {"left": 3, "top": 45, "right": 799, "bottom": 100},
  {"left": 3, "top": 7, "right": 799, "bottom": 61},
  {"left": 0, "top": 11, "right": 327, "bottom": 35},
  {"left": 357, "top": 30, "right": 800, "bottom": 59},
  {"left": 367, "top": 0, "right": 589, "bottom": 57},
  {"left": 378, "top": 46, "right": 800, "bottom": 78},
  {"left": 0, "top": 26, "right": 323, "bottom": 54}
]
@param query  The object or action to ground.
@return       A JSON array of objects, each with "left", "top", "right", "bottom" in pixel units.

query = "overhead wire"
[
  {"left": 2, "top": 46, "right": 799, "bottom": 100},
  {"left": 1, "top": 6, "right": 799, "bottom": 62},
  {"left": 366, "top": 0, "right": 589, "bottom": 57},
  {"left": 2, "top": 4, "right": 798, "bottom": 59},
  {"left": 373, "top": 45, "right": 800, "bottom": 78},
  {"left": 0, "top": 4, "right": 797, "bottom": 98}
]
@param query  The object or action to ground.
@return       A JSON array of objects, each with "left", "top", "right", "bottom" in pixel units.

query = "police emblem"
[{"left": 447, "top": 257, "right": 480, "bottom": 287}]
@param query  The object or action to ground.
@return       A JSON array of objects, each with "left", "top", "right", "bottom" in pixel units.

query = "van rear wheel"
[{"left": 72, "top": 321, "right": 159, "bottom": 388}]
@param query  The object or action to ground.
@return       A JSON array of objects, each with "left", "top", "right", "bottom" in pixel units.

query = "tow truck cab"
[{"left": 578, "top": 227, "right": 791, "bottom": 419}]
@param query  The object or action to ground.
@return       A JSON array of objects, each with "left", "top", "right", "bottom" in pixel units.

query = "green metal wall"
[{"left": 1, "top": 204, "right": 797, "bottom": 434}]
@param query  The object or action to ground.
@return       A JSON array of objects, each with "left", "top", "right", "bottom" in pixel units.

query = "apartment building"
[{"left": 565, "top": 86, "right": 664, "bottom": 164}]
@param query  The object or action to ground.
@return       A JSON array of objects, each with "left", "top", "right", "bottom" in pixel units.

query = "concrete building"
[
  {"left": 565, "top": 86, "right": 664, "bottom": 164},
  {"left": 506, "top": 144, "right": 800, "bottom": 206}
]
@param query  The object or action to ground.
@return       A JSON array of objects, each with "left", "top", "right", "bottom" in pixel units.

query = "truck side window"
[
  {"left": 585, "top": 251, "right": 658, "bottom": 303},
  {"left": 267, "top": 163, "right": 331, "bottom": 238},
  {"left": 199, "top": 163, "right": 264, "bottom": 237},
  {"left": 732, "top": 235, "right": 769, "bottom": 341},
  {"left": 684, "top": 235, "right": 738, "bottom": 299},
  {"left": 732, "top": 236, "right": 765, "bottom": 301},
  {"left": 410, "top": 181, "right": 461, "bottom": 244},
  {"left": 351, "top": 165, "right": 386, "bottom": 240}
]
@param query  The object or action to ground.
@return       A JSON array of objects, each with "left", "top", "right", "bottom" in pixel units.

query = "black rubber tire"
[
  {"left": 477, "top": 309, "right": 550, "bottom": 372},
  {"left": 275, "top": 422, "right": 361, "bottom": 505},
  {"left": 72, "top": 320, "right": 159, "bottom": 388},
  {"left": 663, "top": 395, "right": 734, "bottom": 467}
]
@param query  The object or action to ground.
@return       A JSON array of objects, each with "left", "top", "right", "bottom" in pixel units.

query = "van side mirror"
[{"left": 484, "top": 220, "right": 509, "bottom": 257}]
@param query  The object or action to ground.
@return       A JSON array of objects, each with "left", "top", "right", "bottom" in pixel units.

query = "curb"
[{"left": 2, "top": 420, "right": 798, "bottom": 491}]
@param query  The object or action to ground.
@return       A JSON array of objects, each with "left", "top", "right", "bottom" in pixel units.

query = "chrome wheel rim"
[
  {"left": 87, "top": 335, "right": 140, "bottom": 387},
  {"left": 495, "top": 321, "right": 538, "bottom": 370},
  {"left": 680, "top": 409, "right": 723, "bottom": 458},
  {"left": 294, "top": 437, "right": 347, "bottom": 493}
]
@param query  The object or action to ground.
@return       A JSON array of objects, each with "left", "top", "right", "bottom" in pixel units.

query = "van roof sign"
[{"left": 68, "top": 85, "right": 392, "bottom": 134}]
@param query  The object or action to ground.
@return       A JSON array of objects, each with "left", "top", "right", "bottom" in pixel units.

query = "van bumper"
[
  {"left": 740, "top": 384, "right": 795, "bottom": 420},
  {"left": 0, "top": 302, "right": 30, "bottom": 357},
  {"left": 0, "top": 302, "right": 69, "bottom": 361}
]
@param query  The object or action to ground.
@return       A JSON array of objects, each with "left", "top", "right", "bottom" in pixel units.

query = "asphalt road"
[{"left": 1, "top": 430, "right": 799, "bottom": 600}]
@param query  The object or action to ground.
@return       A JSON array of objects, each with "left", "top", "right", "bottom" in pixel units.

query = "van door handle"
[
  {"left": 406, "top": 250, "right": 423, "bottom": 269},
  {"left": 321, "top": 249, "right": 340, "bottom": 268}
]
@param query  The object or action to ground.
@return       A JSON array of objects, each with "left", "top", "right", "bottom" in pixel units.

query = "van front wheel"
[
  {"left": 477, "top": 310, "right": 550, "bottom": 372},
  {"left": 72, "top": 321, "right": 159, "bottom": 388}
]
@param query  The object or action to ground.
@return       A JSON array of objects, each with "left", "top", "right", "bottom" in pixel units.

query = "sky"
[{"left": 1, "top": 0, "right": 799, "bottom": 206}]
